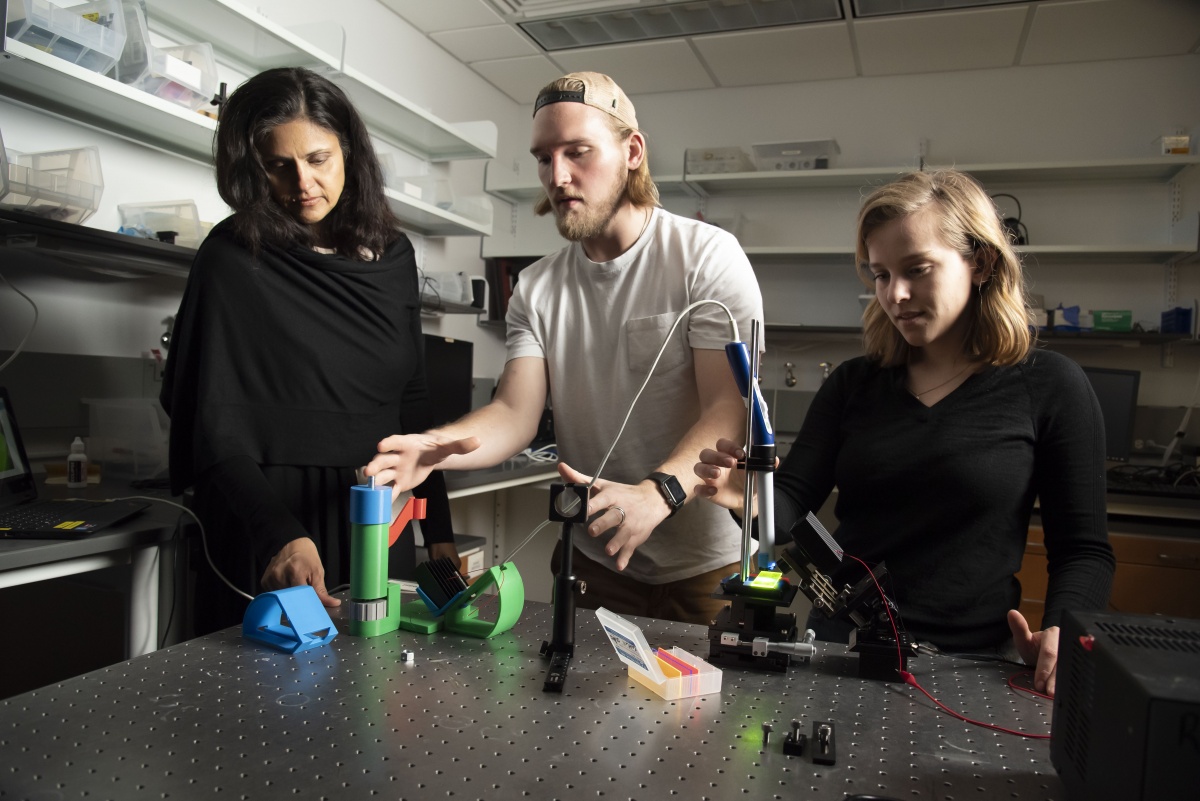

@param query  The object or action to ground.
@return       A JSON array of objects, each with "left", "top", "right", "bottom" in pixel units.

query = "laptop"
[{"left": 0, "top": 387, "right": 149, "bottom": 538}]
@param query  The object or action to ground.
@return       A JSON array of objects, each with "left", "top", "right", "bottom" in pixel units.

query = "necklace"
[{"left": 908, "top": 361, "right": 973, "bottom": 399}]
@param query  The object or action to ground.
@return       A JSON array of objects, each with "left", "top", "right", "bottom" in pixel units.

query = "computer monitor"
[
  {"left": 423, "top": 335, "right": 473, "bottom": 428},
  {"left": 1081, "top": 366, "right": 1140, "bottom": 462}
]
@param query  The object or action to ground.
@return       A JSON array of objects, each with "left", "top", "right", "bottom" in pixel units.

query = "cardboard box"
[{"left": 1092, "top": 310, "right": 1132, "bottom": 332}]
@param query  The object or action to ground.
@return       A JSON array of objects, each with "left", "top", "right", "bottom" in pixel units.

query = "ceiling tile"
[
  {"left": 854, "top": 6, "right": 1028, "bottom": 76},
  {"left": 378, "top": 0, "right": 503, "bottom": 33},
  {"left": 472, "top": 54, "right": 566, "bottom": 103},
  {"left": 692, "top": 23, "right": 856, "bottom": 87},
  {"left": 550, "top": 40, "right": 717, "bottom": 94},
  {"left": 432, "top": 24, "right": 541, "bottom": 62},
  {"left": 1022, "top": 0, "right": 1200, "bottom": 65}
]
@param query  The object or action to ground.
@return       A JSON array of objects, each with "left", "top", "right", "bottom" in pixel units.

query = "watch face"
[
  {"left": 651, "top": 472, "right": 685, "bottom": 508},
  {"left": 661, "top": 475, "right": 685, "bottom": 506}
]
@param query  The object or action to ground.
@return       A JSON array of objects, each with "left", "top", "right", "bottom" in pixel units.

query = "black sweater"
[
  {"left": 775, "top": 349, "right": 1114, "bottom": 651},
  {"left": 161, "top": 220, "right": 452, "bottom": 562}
]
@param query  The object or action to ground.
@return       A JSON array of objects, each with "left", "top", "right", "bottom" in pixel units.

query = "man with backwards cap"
[{"left": 367, "top": 72, "right": 763, "bottom": 624}]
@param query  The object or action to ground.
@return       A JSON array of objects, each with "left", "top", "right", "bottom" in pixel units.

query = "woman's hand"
[
  {"left": 1007, "top": 609, "right": 1060, "bottom": 696},
  {"left": 261, "top": 537, "right": 341, "bottom": 608},
  {"left": 364, "top": 433, "right": 480, "bottom": 497},
  {"left": 692, "top": 437, "right": 751, "bottom": 515}
]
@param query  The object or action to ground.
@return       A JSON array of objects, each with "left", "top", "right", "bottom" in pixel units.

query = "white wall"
[{"left": 493, "top": 54, "right": 1200, "bottom": 405}]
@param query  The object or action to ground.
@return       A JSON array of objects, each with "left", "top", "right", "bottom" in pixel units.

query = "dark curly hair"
[{"left": 214, "top": 67, "right": 399, "bottom": 260}]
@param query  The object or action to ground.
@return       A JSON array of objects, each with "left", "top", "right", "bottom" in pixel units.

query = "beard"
[{"left": 553, "top": 172, "right": 628, "bottom": 242}]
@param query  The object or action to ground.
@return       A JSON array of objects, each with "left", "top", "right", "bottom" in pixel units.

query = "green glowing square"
[{"left": 748, "top": 571, "right": 782, "bottom": 589}]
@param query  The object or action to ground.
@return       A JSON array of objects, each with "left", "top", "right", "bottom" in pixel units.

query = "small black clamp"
[
  {"left": 782, "top": 719, "right": 806, "bottom": 756},
  {"left": 812, "top": 720, "right": 836, "bottom": 765}
]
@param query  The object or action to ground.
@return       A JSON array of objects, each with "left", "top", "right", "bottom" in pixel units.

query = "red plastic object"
[{"left": 388, "top": 496, "right": 427, "bottom": 547}]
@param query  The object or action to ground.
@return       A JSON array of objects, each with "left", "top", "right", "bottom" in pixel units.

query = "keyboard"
[{"left": 1106, "top": 467, "right": 1200, "bottom": 501}]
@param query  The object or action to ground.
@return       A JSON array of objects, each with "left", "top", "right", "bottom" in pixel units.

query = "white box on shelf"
[
  {"left": 752, "top": 139, "right": 840, "bottom": 171},
  {"left": 137, "top": 42, "right": 218, "bottom": 111},
  {"left": 84, "top": 397, "right": 169, "bottom": 479},
  {"left": 419, "top": 271, "right": 475, "bottom": 306},
  {"left": 0, "top": 132, "right": 105, "bottom": 224},
  {"left": 448, "top": 195, "right": 493, "bottom": 226},
  {"left": 685, "top": 146, "right": 755, "bottom": 175},
  {"left": 6, "top": 0, "right": 128, "bottom": 74},
  {"left": 117, "top": 199, "right": 210, "bottom": 248}
]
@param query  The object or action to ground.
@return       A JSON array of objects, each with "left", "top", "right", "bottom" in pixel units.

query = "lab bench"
[{"left": 0, "top": 598, "right": 1064, "bottom": 800}]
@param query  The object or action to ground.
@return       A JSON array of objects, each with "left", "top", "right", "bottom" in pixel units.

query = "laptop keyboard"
[{"left": 0, "top": 501, "right": 104, "bottom": 529}]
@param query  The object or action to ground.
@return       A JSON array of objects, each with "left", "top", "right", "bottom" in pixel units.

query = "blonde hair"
[
  {"left": 532, "top": 75, "right": 659, "bottom": 217},
  {"left": 856, "top": 170, "right": 1033, "bottom": 367}
]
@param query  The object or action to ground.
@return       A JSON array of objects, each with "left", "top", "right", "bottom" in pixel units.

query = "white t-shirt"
[{"left": 506, "top": 207, "right": 764, "bottom": 583}]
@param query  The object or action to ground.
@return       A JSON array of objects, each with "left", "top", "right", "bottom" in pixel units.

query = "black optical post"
[{"left": 541, "top": 482, "right": 589, "bottom": 693}]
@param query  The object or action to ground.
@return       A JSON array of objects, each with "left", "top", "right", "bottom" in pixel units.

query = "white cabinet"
[{"left": 0, "top": 0, "right": 498, "bottom": 237}]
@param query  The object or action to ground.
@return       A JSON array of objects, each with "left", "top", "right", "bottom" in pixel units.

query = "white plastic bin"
[
  {"left": 0, "top": 133, "right": 105, "bottom": 224},
  {"left": 117, "top": 199, "right": 209, "bottom": 248},
  {"left": 84, "top": 397, "right": 169, "bottom": 479},
  {"left": 137, "top": 42, "right": 218, "bottom": 111},
  {"left": 6, "top": 0, "right": 127, "bottom": 74}
]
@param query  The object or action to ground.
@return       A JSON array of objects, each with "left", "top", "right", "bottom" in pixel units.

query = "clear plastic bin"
[
  {"left": 447, "top": 195, "right": 492, "bottom": 227},
  {"left": 117, "top": 199, "right": 210, "bottom": 248},
  {"left": 84, "top": 397, "right": 169, "bottom": 479},
  {"left": 6, "top": 0, "right": 127, "bottom": 74},
  {"left": 0, "top": 132, "right": 105, "bottom": 224},
  {"left": 137, "top": 42, "right": 218, "bottom": 111},
  {"left": 685, "top": 146, "right": 755, "bottom": 175},
  {"left": 392, "top": 174, "right": 453, "bottom": 209},
  {"left": 107, "top": 0, "right": 149, "bottom": 84}
]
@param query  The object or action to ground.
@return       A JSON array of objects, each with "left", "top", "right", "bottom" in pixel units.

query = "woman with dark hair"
[
  {"left": 695, "top": 170, "right": 1114, "bottom": 697},
  {"left": 162, "top": 67, "right": 459, "bottom": 636}
]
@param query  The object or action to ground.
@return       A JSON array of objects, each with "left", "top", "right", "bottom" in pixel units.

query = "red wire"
[{"left": 841, "top": 551, "right": 1051, "bottom": 740}]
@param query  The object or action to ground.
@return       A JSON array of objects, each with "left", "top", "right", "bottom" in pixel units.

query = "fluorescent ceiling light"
[
  {"left": 852, "top": 0, "right": 1030, "bottom": 18},
  {"left": 515, "top": 0, "right": 844, "bottom": 52}
]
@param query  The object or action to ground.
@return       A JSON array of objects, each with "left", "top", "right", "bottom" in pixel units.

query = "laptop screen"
[{"left": 0, "top": 388, "right": 37, "bottom": 506}]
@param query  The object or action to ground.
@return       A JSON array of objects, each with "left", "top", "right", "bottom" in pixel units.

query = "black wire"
[{"left": 990, "top": 192, "right": 1022, "bottom": 221}]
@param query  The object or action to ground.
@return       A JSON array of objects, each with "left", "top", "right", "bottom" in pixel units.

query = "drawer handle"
[{"left": 1157, "top": 553, "right": 1199, "bottom": 566}]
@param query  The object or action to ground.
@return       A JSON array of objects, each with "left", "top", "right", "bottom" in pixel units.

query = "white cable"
[
  {"left": 110, "top": 495, "right": 255, "bottom": 602},
  {"left": 496, "top": 518, "right": 553, "bottom": 566},
  {"left": 1160, "top": 361, "right": 1200, "bottom": 466},
  {"left": 0, "top": 271, "right": 39, "bottom": 374},
  {"left": 587, "top": 299, "right": 739, "bottom": 489}
]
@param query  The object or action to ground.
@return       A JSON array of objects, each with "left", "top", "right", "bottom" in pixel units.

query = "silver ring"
[{"left": 612, "top": 505, "right": 626, "bottom": 528}]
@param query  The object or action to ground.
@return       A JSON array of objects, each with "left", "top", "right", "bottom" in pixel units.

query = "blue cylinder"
[{"left": 350, "top": 483, "right": 391, "bottom": 525}]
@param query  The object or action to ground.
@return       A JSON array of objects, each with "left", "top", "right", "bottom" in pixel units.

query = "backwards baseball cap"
[{"left": 533, "top": 72, "right": 639, "bottom": 131}]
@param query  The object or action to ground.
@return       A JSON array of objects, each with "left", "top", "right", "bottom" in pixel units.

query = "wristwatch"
[{"left": 646, "top": 472, "right": 686, "bottom": 518}]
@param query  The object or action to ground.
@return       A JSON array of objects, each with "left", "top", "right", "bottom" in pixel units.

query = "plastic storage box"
[
  {"left": 6, "top": 0, "right": 127, "bottom": 74},
  {"left": 447, "top": 195, "right": 493, "bottom": 227},
  {"left": 1161, "top": 306, "right": 1194, "bottom": 335},
  {"left": 84, "top": 397, "right": 169, "bottom": 479},
  {"left": 137, "top": 42, "right": 218, "bottom": 111},
  {"left": 685, "top": 146, "right": 755, "bottom": 175},
  {"left": 753, "top": 139, "right": 841, "bottom": 171},
  {"left": 596, "top": 607, "right": 722, "bottom": 700},
  {"left": 117, "top": 199, "right": 209, "bottom": 248},
  {"left": 108, "top": 1, "right": 217, "bottom": 112},
  {"left": 0, "top": 132, "right": 105, "bottom": 224}
]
